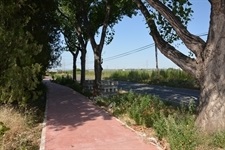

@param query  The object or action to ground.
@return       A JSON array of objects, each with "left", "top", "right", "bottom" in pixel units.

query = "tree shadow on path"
[{"left": 44, "top": 81, "right": 112, "bottom": 132}]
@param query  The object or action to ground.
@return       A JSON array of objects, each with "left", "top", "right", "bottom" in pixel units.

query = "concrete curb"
[{"left": 39, "top": 80, "right": 49, "bottom": 150}]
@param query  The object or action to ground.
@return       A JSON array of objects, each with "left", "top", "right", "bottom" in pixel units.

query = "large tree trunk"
[
  {"left": 196, "top": 53, "right": 225, "bottom": 132},
  {"left": 195, "top": 2, "right": 225, "bottom": 132},
  {"left": 80, "top": 49, "right": 86, "bottom": 87},
  {"left": 196, "top": 65, "right": 225, "bottom": 132},
  {"left": 93, "top": 49, "right": 103, "bottom": 95}
]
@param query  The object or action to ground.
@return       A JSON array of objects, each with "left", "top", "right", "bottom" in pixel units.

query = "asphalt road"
[{"left": 117, "top": 81, "right": 200, "bottom": 106}]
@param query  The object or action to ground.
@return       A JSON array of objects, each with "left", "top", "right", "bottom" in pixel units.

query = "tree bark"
[
  {"left": 93, "top": 48, "right": 103, "bottom": 95},
  {"left": 72, "top": 54, "right": 76, "bottom": 81},
  {"left": 75, "top": 25, "right": 88, "bottom": 87},
  {"left": 80, "top": 48, "right": 86, "bottom": 87},
  {"left": 71, "top": 49, "right": 79, "bottom": 81},
  {"left": 195, "top": 0, "right": 225, "bottom": 132},
  {"left": 196, "top": 41, "right": 225, "bottom": 132},
  {"left": 197, "top": 63, "right": 225, "bottom": 132}
]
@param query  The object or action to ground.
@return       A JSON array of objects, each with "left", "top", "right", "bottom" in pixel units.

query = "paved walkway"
[{"left": 40, "top": 80, "right": 158, "bottom": 150}]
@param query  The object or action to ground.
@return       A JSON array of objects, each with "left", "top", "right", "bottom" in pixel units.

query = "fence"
[{"left": 84, "top": 80, "right": 118, "bottom": 94}]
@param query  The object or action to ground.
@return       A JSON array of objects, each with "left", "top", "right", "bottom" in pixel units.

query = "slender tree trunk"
[
  {"left": 80, "top": 49, "right": 86, "bottom": 87},
  {"left": 71, "top": 50, "right": 79, "bottom": 81},
  {"left": 93, "top": 49, "right": 103, "bottom": 95},
  {"left": 72, "top": 54, "right": 77, "bottom": 81}
]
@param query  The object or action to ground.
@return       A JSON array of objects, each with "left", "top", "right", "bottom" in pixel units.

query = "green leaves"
[
  {"left": 147, "top": 0, "right": 193, "bottom": 43},
  {"left": 0, "top": 122, "right": 10, "bottom": 137},
  {"left": 0, "top": 1, "right": 44, "bottom": 107}
]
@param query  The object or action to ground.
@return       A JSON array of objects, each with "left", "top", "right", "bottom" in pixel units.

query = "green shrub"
[
  {"left": 128, "top": 94, "right": 167, "bottom": 127},
  {"left": 152, "top": 114, "right": 167, "bottom": 139},
  {"left": 128, "top": 70, "right": 140, "bottom": 82},
  {"left": 109, "top": 70, "right": 150, "bottom": 82},
  {"left": 109, "top": 69, "right": 199, "bottom": 89},
  {"left": 52, "top": 75, "right": 84, "bottom": 96},
  {"left": 95, "top": 91, "right": 173, "bottom": 128},
  {"left": 166, "top": 114, "right": 198, "bottom": 150},
  {"left": 129, "top": 95, "right": 150, "bottom": 125},
  {"left": 110, "top": 70, "right": 129, "bottom": 81},
  {"left": 153, "top": 110, "right": 198, "bottom": 150},
  {"left": 149, "top": 69, "right": 199, "bottom": 89},
  {"left": 54, "top": 75, "right": 95, "bottom": 98}
]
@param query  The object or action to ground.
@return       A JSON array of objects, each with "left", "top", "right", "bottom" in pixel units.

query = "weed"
[
  {"left": 0, "top": 82, "right": 46, "bottom": 149},
  {"left": 149, "top": 69, "right": 199, "bottom": 89},
  {"left": 211, "top": 131, "right": 225, "bottom": 149},
  {"left": 109, "top": 70, "right": 150, "bottom": 82},
  {"left": 165, "top": 114, "right": 198, "bottom": 150},
  {"left": 0, "top": 122, "right": 10, "bottom": 137},
  {"left": 52, "top": 75, "right": 84, "bottom": 95},
  {"left": 0, "top": 105, "right": 41, "bottom": 150},
  {"left": 152, "top": 113, "right": 167, "bottom": 139},
  {"left": 94, "top": 92, "right": 204, "bottom": 150}
]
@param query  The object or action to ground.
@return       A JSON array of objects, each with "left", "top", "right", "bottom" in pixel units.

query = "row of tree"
[
  {"left": 57, "top": 0, "right": 136, "bottom": 95},
  {"left": 1, "top": 0, "right": 225, "bottom": 133}
]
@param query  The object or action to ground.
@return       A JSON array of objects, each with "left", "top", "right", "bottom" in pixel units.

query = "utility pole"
[{"left": 155, "top": 44, "right": 159, "bottom": 71}]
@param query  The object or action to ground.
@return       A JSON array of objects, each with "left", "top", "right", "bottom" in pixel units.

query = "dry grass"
[{"left": 0, "top": 105, "right": 42, "bottom": 150}]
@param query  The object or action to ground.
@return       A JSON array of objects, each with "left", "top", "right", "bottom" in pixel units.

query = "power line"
[
  {"left": 198, "top": 32, "right": 208, "bottom": 37},
  {"left": 103, "top": 32, "right": 208, "bottom": 62},
  {"left": 104, "top": 43, "right": 155, "bottom": 61},
  {"left": 63, "top": 32, "right": 208, "bottom": 66}
]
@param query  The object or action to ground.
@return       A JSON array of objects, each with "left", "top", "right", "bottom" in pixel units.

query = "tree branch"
[
  {"left": 203, "top": 0, "right": 225, "bottom": 60},
  {"left": 134, "top": 0, "right": 197, "bottom": 77},
  {"left": 57, "top": 7, "right": 70, "bottom": 21},
  {"left": 146, "top": 0, "right": 206, "bottom": 59},
  {"left": 81, "top": 8, "right": 97, "bottom": 51},
  {"left": 99, "top": 0, "right": 112, "bottom": 53}
]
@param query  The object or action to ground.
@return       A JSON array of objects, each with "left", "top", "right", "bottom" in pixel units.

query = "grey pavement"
[{"left": 117, "top": 81, "right": 200, "bottom": 107}]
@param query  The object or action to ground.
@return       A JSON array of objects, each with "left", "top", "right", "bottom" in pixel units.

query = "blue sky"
[{"left": 57, "top": 0, "right": 210, "bottom": 70}]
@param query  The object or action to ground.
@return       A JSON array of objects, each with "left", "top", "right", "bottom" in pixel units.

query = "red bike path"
[{"left": 40, "top": 80, "right": 159, "bottom": 150}]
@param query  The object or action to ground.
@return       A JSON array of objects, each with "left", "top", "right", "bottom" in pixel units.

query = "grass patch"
[
  {"left": 211, "top": 131, "right": 225, "bottom": 149},
  {"left": 109, "top": 70, "right": 150, "bottom": 82},
  {"left": 0, "top": 105, "right": 42, "bottom": 150},
  {"left": 0, "top": 82, "right": 46, "bottom": 150}
]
